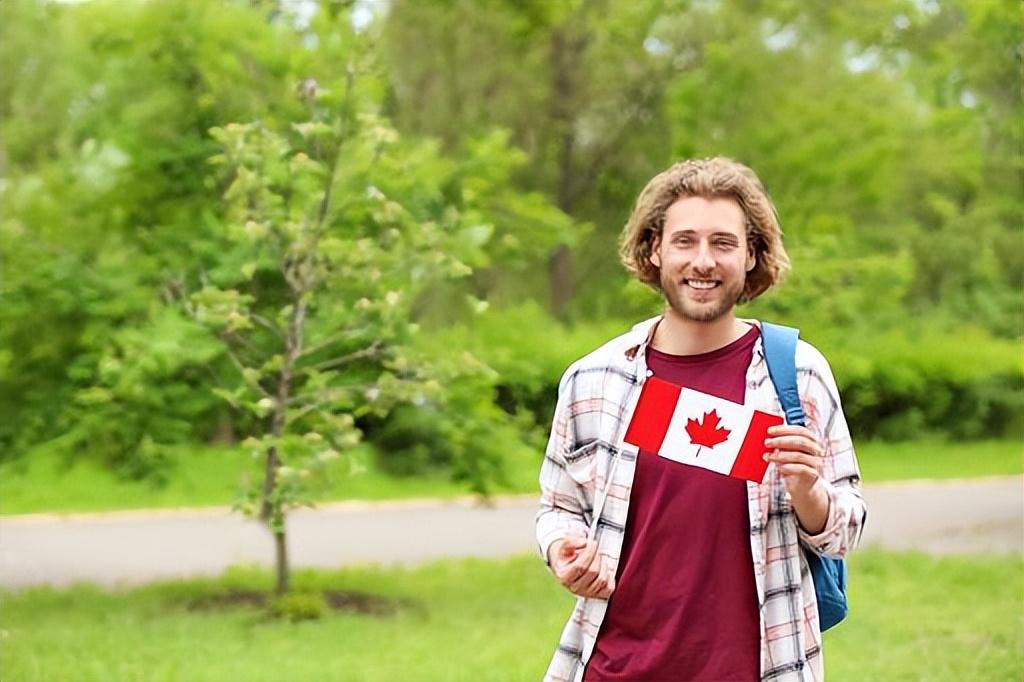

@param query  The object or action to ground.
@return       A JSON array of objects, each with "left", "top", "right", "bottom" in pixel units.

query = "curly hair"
[{"left": 619, "top": 157, "right": 790, "bottom": 304}]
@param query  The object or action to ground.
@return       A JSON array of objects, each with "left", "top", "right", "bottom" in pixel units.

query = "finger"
[
  {"left": 569, "top": 567, "right": 601, "bottom": 593},
  {"left": 583, "top": 575, "right": 611, "bottom": 599},
  {"left": 568, "top": 547, "right": 604, "bottom": 592},
  {"left": 564, "top": 535, "right": 588, "bottom": 549},
  {"left": 557, "top": 536, "right": 587, "bottom": 559},
  {"left": 549, "top": 538, "right": 582, "bottom": 570},
  {"left": 777, "top": 463, "right": 819, "bottom": 478},
  {"left": 577, "top": 562, "right": 614, "bottom": 598},
  {"left": 763, "top": 436, "right": 821, "bottom": 456},
  {"left": 561, "top": 541, "right": 598, "bottom": 584},
  {"left": 576, "top": 570, "right": 607, "bottom": 597},
  {"left": 767, "top": 424, "right": 816, "bottom": 437},
  {"left": 764, "top": 451, "right": 822, "bottom": 469},
  {"left": 569, "top": 540, "right": 598, "bottom": 568}
]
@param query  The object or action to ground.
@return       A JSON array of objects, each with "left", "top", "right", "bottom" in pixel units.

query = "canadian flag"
[{"left": 624, "top": 376, "right": 784, "bottom": 483}]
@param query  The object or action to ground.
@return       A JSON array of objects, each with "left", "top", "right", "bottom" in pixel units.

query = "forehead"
[{"left": 663, "top": 196, "right": 746, "bottom": 237}]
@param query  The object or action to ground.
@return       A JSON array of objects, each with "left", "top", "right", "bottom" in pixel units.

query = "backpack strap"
[
  {"left": 760, "top": 321, "right": 850, "bottom": 632},
  {"left": 760, "top": 322, "right": 805, "bottom": 427}
]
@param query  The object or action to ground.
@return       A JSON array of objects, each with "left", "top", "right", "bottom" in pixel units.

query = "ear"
[
  {"left": 649, "top": 234, "right": 662, "bottom": 269},
  {"left": 745, "top": 244, "right": 756, "bottom": 273}
]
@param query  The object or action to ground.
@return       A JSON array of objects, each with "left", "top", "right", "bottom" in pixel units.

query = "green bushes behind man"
[{"left": 402, "top": 304, "right": 1022, "bottom": 461}]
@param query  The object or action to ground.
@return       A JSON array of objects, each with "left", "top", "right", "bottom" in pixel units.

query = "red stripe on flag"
[
  {"left": 623, "top": 376, "right": 680, "bottom": 454},
  {"left": 730, "top": 410, "right": 785, "bottom": 483}
]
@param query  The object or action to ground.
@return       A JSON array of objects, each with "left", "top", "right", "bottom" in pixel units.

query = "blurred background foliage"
[{"left": 1, "top": 0, "right": 1020, "bottom": 495}]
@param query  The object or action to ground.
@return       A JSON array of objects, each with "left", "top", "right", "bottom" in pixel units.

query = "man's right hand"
[{"left": 548, "top": 536, "right": 616, "bottom": 599}]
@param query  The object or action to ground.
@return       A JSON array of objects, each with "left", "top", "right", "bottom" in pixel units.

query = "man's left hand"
[
  {"left": 763, "top": 424, "right": 830, "bottom": 534},
  {"left": 763, "top": 424, "right": 825, "bottom": 498}
]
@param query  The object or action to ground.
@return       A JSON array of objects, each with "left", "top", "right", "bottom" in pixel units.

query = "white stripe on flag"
[{"left": 658, "top": 388, "right": 754, "bottom": 474}]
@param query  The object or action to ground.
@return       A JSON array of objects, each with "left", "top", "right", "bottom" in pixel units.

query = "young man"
[{"left": 536, "top": 158, "right": 867, "bottom": 682}]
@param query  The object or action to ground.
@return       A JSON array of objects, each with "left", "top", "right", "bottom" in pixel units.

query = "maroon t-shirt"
[{"left": 584, "top": 325, "right": 761, "bottom": 682}]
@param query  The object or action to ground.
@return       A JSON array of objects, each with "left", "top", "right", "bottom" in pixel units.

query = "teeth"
[{"left": 686, "top": 280, "right": 718, "bottom": 290}]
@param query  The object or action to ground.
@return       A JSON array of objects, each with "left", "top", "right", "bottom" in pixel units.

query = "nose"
[{"left": 692, "top": 239, "right": 716, "bottom": 270}]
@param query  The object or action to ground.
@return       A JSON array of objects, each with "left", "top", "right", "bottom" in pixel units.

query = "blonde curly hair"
[{"left": 619, "top": 157, "right": 790, "bottom": 304}]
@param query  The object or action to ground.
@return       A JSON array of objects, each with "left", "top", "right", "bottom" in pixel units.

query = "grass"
[
  {"left": 0, "top": 550, "right": 1020, "bottom": 681},
  {"left": 0, "top": 439, "right": 1019, "bottom": 516},
  {"left": 0, "top": 443, "right": 539, "bottom": 516},
  {"left": 854, "top": 439, "right": 1023, "bottom": 482}
]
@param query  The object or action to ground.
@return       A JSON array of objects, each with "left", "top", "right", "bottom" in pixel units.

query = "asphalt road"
[{"left": 1, "top": 476, "right": 1020, "bottom": 589}]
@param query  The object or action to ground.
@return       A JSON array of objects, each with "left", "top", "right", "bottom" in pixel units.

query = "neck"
[{"left": 650, "top": 307, "right": 753, "bottom": 356}]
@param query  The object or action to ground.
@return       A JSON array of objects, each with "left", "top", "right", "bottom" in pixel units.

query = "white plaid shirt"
[{"left": 536, "top": 317, "right": 867, "bottom": 682}]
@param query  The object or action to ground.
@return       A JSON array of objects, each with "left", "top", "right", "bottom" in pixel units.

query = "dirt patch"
[
  {"left": 322, "top": 590, "right": 404, "bottom": 616},
  {"left": 187, "top": 589, "right": 406, "bottom": 616}
]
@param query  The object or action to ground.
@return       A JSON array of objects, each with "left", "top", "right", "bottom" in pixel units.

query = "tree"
[
  {"left": 383, "top": 0, "right": 672, "bottom": 318},
  {"left": 0, "top": 0, "right": 303, "bottom": 468},
  {"left": 189, "top": 19, "right": 551, "bottom": 589}
]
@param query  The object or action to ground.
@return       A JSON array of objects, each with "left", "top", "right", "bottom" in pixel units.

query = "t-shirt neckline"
[{"left": 647, "top": 324, "right": 760, "bottom": 366}]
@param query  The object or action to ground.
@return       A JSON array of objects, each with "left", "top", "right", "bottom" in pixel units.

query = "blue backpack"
[{"left": 760, "top": 322, "right": 848, "bottom": 632}]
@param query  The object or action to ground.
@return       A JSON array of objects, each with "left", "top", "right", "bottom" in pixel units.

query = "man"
[{"left": 536, "top": 157, "right": 867, "bottom": 682}]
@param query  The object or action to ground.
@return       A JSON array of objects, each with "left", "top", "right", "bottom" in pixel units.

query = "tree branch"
[
  {"left": 307, "top": 340, "right": 383, "bottom": 372},
  {"left": 299, "top": 328, "right": 368, "bottom": 359},
  {"left": 221, "top": 343, "right": 271, "bottom": 398},
  {"left": 251, "top": 313, "right": 284, "bottom": 340},
  {"left": 286, "top": 383, "right": 376, "bottom": 407}
]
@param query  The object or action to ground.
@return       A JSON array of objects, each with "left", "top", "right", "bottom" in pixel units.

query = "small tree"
[{"left": 188, "top": 78, "right": 502, "bottom": 594}]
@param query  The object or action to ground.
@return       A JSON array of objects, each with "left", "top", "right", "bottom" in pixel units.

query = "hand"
[
  {"left": 764, "top": 424, "right": 830, "bottom": 533},
  {"left": 548, "top": 536, "right": 615, "bottom": 599},
  {"left": 763, "top": 424, "right": 825, "bottom": 498}
]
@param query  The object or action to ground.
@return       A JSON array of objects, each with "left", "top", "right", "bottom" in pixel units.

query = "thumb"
[
  {"left": 558, "top": 536, "right": 587, "bottom": 557},
  {"left": 565, "top": 535, "right": 589, "bottom": 549}
]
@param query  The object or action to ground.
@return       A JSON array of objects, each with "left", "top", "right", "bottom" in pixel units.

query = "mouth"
[{"left": 683, "top": 278, "right": 721, "bottom": 291}]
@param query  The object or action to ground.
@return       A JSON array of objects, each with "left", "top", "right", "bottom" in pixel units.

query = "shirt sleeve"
[
  {"left": 536, "top": 364, "right": 590, "bottom": 566},
  {"left": 796, "top": 348, "right": 868, "bottom": 559}
]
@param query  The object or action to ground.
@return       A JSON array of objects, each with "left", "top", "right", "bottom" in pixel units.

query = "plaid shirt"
[{"left": 536, "top": 317, "right": 867, "bottom": 682}]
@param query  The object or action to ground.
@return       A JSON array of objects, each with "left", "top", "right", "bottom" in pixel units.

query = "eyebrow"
[{"left": 668, "top": 229, "right": 742, "bottom": 240}]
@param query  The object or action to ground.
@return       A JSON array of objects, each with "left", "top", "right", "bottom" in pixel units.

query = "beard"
[{"left": 659, "top": 269, "right": 746, "bottom": 323}]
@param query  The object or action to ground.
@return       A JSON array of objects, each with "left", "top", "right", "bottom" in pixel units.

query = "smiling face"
[{"left": 649, "top": 196, "right": 756, "bottom": 323}]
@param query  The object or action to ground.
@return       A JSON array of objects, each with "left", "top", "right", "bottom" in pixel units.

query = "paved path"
[{"left": 1, "top": 477, "right": 1020, "bottom": 589}]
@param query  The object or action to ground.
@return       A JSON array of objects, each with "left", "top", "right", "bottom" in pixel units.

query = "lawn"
[
  {"left": 0, "top": 439, "right": 1020, "bottom": 516},
  {"left": 0, "top": 550, "right": 1020, "bottom": 681},
  {"left": 0, "top": 443, "right": 540, "bottom": 516}
]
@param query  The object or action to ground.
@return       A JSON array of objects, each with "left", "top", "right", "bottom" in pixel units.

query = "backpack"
[{"left": 760, "top": 322, "right": 848, "bottom": 632}]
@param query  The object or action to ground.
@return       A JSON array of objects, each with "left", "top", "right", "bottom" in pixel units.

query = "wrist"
[{"left": 791, "top": 478, "right": 830, "bottom": 534}]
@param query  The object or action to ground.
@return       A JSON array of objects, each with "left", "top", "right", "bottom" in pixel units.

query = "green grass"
[
  {"left": 0, "top": 550, "right": 1020, "bottom": 681},
  {"left": 0, "top": 443, "right": 540, "bottom": 516},
  {"left": 855, "top": 439, "right": 1023, "bottom": 482},
  {"left": 1, "top": 439, "right": 1019, "bottom": 516}
]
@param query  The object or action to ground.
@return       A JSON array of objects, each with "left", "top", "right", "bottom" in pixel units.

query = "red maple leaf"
[{"left": 685, "top": 409, "right": 731, "bottom": 457}]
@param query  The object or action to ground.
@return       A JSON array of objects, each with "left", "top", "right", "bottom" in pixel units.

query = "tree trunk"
[
  {"left": 259, "top": 298, "right": 307, "bottom": 596},
  {"left": 547, "top": 25, "right": 587, "bottom": 320},
  {"left": 259, "top": 443, "right": 290, "bottom": 595},
  {"left": 273, "top": 527, "right": 289, "bottom": 595},
  {"left": 549, "top": 245, "right": 573, "bottom": 320}
]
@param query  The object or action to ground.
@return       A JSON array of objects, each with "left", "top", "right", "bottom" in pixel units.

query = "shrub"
[
  {"left": 268, "top": 592, "right": 327, "bottom": 622},
  {"left": 429, "top": 304, "right": 1023, "bottom": 443},
  {"left": 824, "top": 326, "right": 1024, "bottom": 440}
]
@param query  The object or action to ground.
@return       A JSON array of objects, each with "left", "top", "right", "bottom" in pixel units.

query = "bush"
[
  {"left": 824, "top": 326, "right": 1024, "bottom": 440},
  {"left": 427, "top": 304, "right": 1023, "bottom": 443},
  {"left": 268, "top": 592, "right": 327, "bottom": 622},
  {"left": 362, "top": 331, "right": 547, "bottom": 493},
  {"left": 368, "top": 405, "right": 453, "bottom": 476}
]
